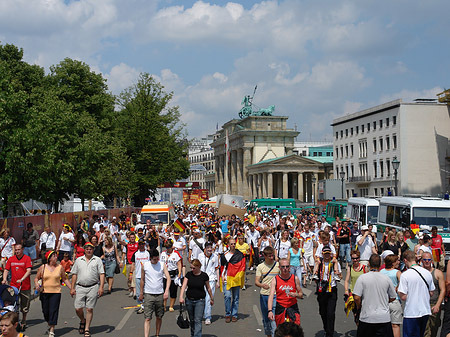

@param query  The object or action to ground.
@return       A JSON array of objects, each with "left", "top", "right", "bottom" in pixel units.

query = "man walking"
[
  {"left": 221, "top": 238, "right": 244, "bottom": 323},
  {"left": 131, "top": 238, "right": 151, "bottom": 314},
  {"left": 398, "top": 250, "right": 435, "bottom": 337},
  {"left": 255, "top": 246, "right": 280, "bottom": 337},
  {"left": 422, "top": 252, "right": 445, "bottom": 337},
  {"left": 139, "top": 249, "right": 171, "bottom": 337},
  {"left": 188, "top": 229, "right": 205, "bottom": 263},
  {"left": 336, "top": 221, "right": 351, "bottom": 268},
  {"left": 22, "top": 223, "right": 39, "bottom": 263},
  {"left": 70, "top": 242, "right": 105, "bottom": 337},
  {"left": 198, "top": 242, "right": 219, "bottom": 325},
  {"left": 353, "top": 254, "right": 397, "bottom": 337},
  {"left": 356, "top": 225, "right": 377, "bottom": 266},
  {"left": 2, "top": 244, "right": 32, "bottom": 331}
]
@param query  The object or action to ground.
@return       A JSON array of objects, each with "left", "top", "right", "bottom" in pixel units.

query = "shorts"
[
  {"left": 304, "top": 253, "right": 314, "bottom": 266},
  {"left": 389, "top": 299, "right": 403, "bottom": 324},
  {"left": 144, "top": 293, "right": 165, "bottom": 319},
  {"left": 74, "top": 284, "right": 99, "bottom": 309},
  {"left": 19, "top": 290, "right": 31, "bottom": 313}
]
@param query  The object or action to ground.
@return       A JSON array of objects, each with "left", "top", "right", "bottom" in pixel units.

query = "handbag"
[
  {"left": 176, "top": 303, "right": 190, "bottom": 329},
  {"left": 114, "top": 263, "right": 120, "bottom": 274}
]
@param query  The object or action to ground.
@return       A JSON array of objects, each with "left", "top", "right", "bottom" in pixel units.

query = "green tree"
[{"left": 116, "top": 73, "right": 190, "bottom": 206}]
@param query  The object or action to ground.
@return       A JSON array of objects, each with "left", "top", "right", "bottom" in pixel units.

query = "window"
[
  {"left": 374, "top": 188, "right": 378, "bottom": 196},
  {"left": 351, "top": 127, "right": 353, "bottom": 136},
  {"left": 335, "top": 132, "right": 338, "bottom": 140},
  {"left": 327, "top": 152, "right": 331, "bottom": 156},
  {"left": 356, "top": 126, "right": 359, "bottom": 134},
  {"left": 380, "top": 160, "right": 384, "bottom": 177},
  {"left": 393, "top": 135, "right": 397, "bottom": 149},
  {"left": 335, "top": 147, "right": 338, "bottom": 158},
  {"left": 302, "top": 150, "right": 307, "bottom": 156},
  {"left": 340, "top": 146, "right": 344, "bottom": 158},
  {"left": 350, "top": 144, "right": 354, "bottom": 157},
  {"left": 373, "top": 121, "right": 376, "bottom": 130},
  {"left": 380, "top": 188, "right": 384, "bottom": 196},
  {"left": 351, "top": 164, "right": 354, "bottom": 177},
  {"left": 346, "top": 129, "right": 348, "bottom": 137},
  {"left": 313, "top": 152, "right": 318, "bottom": 157},
  {"left": 362, "top": 124, "right": 365, "bottom": 133},
  {"left": 373, "top": 139, "right": 377, "bottom": 152},
  {"left": 393, "top": 116, "right": 397, "bottom": 125},
  {"left": 386, "top": 118, "right": 389, "bottom": 126},
  {"left": 341, "top": 130, "right": 343, "bottom": 138},
  {"left": 386, "top": 159, "right": 391, "bottom": 177},
  {"left": 379, "top": 119, "right": 383, "bottom": 128},
  {"left": 367, "top": 123, "right": 370, "bottom": 131},
  {"left": 373, "top": 161, "right": 377, "bottom": 178},
  {"left": 345, "top": 145, "right": 348, "bottom": 157},
  {"left": 379, "top": 138, "right": 383, "bottom": 151},
  {"left": 386, "top": 136, "right": 390, "bottom": 150}
]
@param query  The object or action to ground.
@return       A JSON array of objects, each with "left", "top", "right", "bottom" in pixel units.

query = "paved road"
[{"left": 23, "top": 265, "right": 443, "bottom": 337}]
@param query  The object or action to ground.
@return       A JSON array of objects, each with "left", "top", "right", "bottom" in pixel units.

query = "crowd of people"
[{"left": 0, "top": 206, "right": 449, "bottom": 337}]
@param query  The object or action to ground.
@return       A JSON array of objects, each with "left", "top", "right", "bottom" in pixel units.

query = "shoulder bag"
[{"left": 176, "top": 303, "right": 190, "bottom": 329}]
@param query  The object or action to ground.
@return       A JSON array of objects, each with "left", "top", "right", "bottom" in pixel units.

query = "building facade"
[
  {"left": 211, "top": 115, "right": 333, "bottom": 201},
  {"left": 332, "top": 99, "right": 450, "bottom": 198},
  {"left": 188, "top": 135, "right": 216, "bottom": 194}
]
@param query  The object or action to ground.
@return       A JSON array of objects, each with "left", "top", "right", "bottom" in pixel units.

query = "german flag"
[
  {"left": 410, "top": 223, "right": 420, "bottom": 235},
  {"left": 221, "top": 250, "right": 245, "bottom": 290},
  {"left": 174, "top": 219, "right": 186, "bottom": 232}
]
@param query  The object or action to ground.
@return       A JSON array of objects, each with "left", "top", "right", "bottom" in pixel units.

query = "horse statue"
[{"left": 256, "top": 105, "right": 275, "bottom": 116}]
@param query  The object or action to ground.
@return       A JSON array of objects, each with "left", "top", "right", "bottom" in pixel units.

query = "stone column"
[
  {"left": 243, "top": 147, "right": 251, "bottom": 199},
  {"left": 230, "top": 150, "right": 236, "bottom": 195},
  {"left": 237, "top": 148, "right": 243, "bottom": 196},
  {"left": 283, "top": 172, "right": 288, "bottom": 199},
  {"left": 297, "top": 172, "right": 304, "bottom": 202},
  {"left": 267, "top": 173, "right": 273, "bottom": 198},
  {"left": 314, "top": 172, "right": 319, "bottom": 204},
  {"left": 277, "top": 173, "right": 282, "bottom": 197}
]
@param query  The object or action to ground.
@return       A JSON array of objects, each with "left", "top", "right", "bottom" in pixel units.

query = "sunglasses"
[
  {"left": 280, "top": 266, "right": 290, "bottom": 269},
  {"left": 351, "top": 257, "right": 359, "bottom": 260},
  {"left": 422, "top": 258, "right": 432, "bottom": 262}
]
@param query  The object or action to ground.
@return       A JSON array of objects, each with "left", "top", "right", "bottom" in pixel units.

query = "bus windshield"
[
  {"left": 367, "top": 206, "right": 378, "bottom": 224},
  {"left": 141, "top": 212, "right": 169, "bottom": 224},
  {"left": 413, "top": 207, "right": 450, "bottom": 229}
]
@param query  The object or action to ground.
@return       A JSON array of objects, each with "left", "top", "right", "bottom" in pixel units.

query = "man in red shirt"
[
  {"left": 431, "top": 226, "right": 445, "bottom": 270},
  {"left": 120, "top": 232, "right": 139, "bottom": 297},
  {"left": 2, "top": 244, "right": 32, "bottom": 330}
]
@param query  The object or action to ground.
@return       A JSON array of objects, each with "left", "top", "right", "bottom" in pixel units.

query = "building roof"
[{"left": 303, "top": 156, "right": 333, "bottom": 164}]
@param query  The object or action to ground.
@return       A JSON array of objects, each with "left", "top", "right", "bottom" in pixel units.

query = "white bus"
[{"left": 346, "top": 197, "right": 379, "bottom": 228}]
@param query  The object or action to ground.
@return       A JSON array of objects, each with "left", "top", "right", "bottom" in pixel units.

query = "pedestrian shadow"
[
  {"left": 26, "top": 318, "right": 45, "bottom": 326},
  {"left": 314, "top": 331, "right": 356, "bottom": 337},
  {"left": 56, "top": 324, "right": 115, "bottom": 336},
  {"left": 210, "top": 313, "right": 251, "bottom": 323}
]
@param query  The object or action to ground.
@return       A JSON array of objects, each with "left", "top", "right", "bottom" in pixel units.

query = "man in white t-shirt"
[
  {"left": 356, "top": 226, "right": 377, "bottom": 265},
  {"left": 353, "top": 254, "right": 397, "bottom": 337},
  {"left": 398, "top": 250, "right": 435, "bottom": 337},
  {"left": 139, "top": 249, "right": 171, "bottom": 337},
  {"left": 246, "top": 224, "right": 260, "bottom": 270},
  {"left": 188, "top": 229, "right": 205, "bottom": 263},
  {"left": 199, "top": 242, "right": 220, "bottom": 325},
  {"left": 131, "top": 239, "right": 151, "bottom": 313},
  {"left": 56, "top": 224, "right": 75, "bottom": 261},
  {"left": 301, "top": 223, "right": 317, "bottom": 270}
]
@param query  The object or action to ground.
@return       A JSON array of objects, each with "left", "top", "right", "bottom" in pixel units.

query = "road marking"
[
  {"left": 116, "top": 308, "right": 134, "bottom": 330},
  {"left": 253, "top": 305, "right": 263, "bottom": 326}
]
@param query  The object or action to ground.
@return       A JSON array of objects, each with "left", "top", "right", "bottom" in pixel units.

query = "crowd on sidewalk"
[{"left": 0, "top": 205, "right": 449, "bottom": 337}]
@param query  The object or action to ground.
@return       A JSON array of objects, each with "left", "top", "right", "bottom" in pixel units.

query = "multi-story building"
[
  {"left": 188, "top": 135, "right": 217, "bottom": 194},
  {"left": 332, "top": 99, "right": 450, "bottom": 198}
]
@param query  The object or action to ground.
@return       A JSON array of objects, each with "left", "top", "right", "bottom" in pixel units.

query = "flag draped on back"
[
  {"left": 221, "top": 250, "right": 245, "bottom": 290},
  {"left": 174, "top": 219, "right": 186, "bottom": 232}
]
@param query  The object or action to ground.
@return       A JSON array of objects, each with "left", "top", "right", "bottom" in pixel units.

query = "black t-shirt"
[
  {"left": 382, "top": 241, "right": 399, "bottom": 253},
  {"left": 185, "top": 271, "right": 209, "bottom": 300},
  {"left": 338, "top": 227, "right": 350, "bottom": 244}
]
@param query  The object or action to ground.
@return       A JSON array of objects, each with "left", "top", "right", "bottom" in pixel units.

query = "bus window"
[
  {"left": 379, "top": 205, "right": 387, "bottom": 224},
  {"left": 386, "top": 206, "right": 395, "bottom": 224},
  {"left": 393, "top": 207, "right": 402, "bottom": 225},
  {"left": 400, "top": 207, "right": 410, "bottom": 228},
  {"left": 360, "top": 206, "right": 366, "bottom": 226},
  {"left": 367, "top": 206, "right": 378, "bottom": 224},
  {"left": 413, "top": 207, "right": 450, "bottom": 229}
]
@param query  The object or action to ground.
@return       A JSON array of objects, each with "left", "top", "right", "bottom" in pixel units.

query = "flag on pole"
[{"left": 174, "top": 219, "right": 186, "bottom": 232}]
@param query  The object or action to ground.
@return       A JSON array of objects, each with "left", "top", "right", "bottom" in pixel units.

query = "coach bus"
[
  {"left": 346, "top": 197, "right": 379, "bottom": 228},
  {"left": 325, "top": 201, "right": 347, "bottom": 224}
]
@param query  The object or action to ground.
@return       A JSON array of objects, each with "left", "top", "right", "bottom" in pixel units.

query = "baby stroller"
[{"left": 0, "top": 284, "right": 21, "bottom": 332}]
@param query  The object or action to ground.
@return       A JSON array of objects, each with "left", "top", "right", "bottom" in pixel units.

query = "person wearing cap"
[
  {"left": 315, "top": 245, "right": 341, "bottom": 337},
  {"left": 70, "top": 242, "right": 105, "bottom": 337},
  {"left": 356, "top": 225, "right": 377, "bottom": 266},
  {"left": 2, "top": 244, "right": 32, "bottom": 331},
  {"left": 353, "top": 254, "right": 397, "bottom": 337},
  {"left": 56, "top": 224, "right": 75, "bottom": 262},
  {"left": 34, "top": 250, "right": 71, "bottom": 337},
  {"left": 131, "top": 238, "right": 151, "bottom": 314}
]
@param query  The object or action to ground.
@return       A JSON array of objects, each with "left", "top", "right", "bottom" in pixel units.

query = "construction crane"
[{"left": 437, "top": 89, "right": 450, "bottom": 104}]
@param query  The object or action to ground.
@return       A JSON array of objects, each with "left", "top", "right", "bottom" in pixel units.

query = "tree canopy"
[{"left": 0, "top": 43, "right": 189, "bottom": 216}]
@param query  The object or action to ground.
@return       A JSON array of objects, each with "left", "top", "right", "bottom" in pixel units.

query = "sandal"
[
  {"left": 84, "top": 330, "right": 91, "bottom": 337},
  {"left": 78, "top": 321, "right": 86, "bottom": 334}
]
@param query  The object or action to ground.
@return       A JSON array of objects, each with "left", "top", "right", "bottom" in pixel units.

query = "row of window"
[
  {"left": 336, "top": 157, "right": 396, "bottom": 179},
  {"left": 190, "top": 153, "right": 214, "bottom": 163},
  {"left": 335, "top": 134, "right": 397, "bottom": 159},
  {"left": 345, "top": 187, "right": 391, "bottom": 198},
  {"left": 335, "top": 116, "right": 397, "bottom": 140}
]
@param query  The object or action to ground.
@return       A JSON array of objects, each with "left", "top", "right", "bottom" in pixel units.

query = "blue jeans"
[
  {"left": 339, "top": 243, "right": 351, "bottom": 264},
  {"left": 260, "top": 294, "right": 276, "bottom": 336},
  {"left": 24, "top": 246, "right": 36, "bottom": 260},
  {"left": 135, "top": 278, "right": 143, "bottom": 305},
  {"left": 290, "top": 265, "right": 302, "bottom": 284},
  {"left": 204, "top": 280, "right": 216, "bottom": 320},
  {"left": 403, "top": 315, "right": 429, "bottom": 337},
  {"left": 186, "top": 298, "right": 205, "bottom": 337},
  {"left": 223, "top": 282, "right": 240, "bottom": 318}
]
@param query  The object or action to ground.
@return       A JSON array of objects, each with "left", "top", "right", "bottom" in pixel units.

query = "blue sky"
[{"left": 1, "top": 0, "right": 449, "bottom": 141}]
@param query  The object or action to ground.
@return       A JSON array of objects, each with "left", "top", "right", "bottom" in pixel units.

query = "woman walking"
[
  {"left": 179, "top": 259, "right": 214, "bottom": 337},
  {"left": 34, "top": 251, "right": 71, "bottom": 337},
  {"left": 160, "top": 240, "right": 182, "bottom": 311},
  {"left": 102, "top": 237, "right": 121, "bottom": 294},
  {"left": 288, "top": 238, "right": 306, "bottom": 287},
  {"left": 72, "top": 236, "right": 86, "bottom": 261}
]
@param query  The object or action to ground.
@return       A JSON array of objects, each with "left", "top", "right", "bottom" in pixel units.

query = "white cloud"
[
  {"left": 379, "top": 87, "right": 443, "bottom": 104},
  {"left": 105, "top": 63, "right": 141, "bottom": 93}
]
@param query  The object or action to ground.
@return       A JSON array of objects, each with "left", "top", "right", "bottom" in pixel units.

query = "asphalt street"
[{"left": 22, "top": 265, "right": 366, "bottom": 337}]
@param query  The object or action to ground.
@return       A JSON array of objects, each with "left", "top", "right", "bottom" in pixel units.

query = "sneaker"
[
  {"left": 249, "top": 266, "right": 254, "bottom": 271},
  {"left": 335, "top": 275, "right": 341, "bottom": 282},
  {"left": 312, "top": 275, "right": 319, "bottom": 281},
  {"left": 242, "top": 285, "right": 246, "bottom": 290},
  {"left": 49, "top": 332, "right": 55, "bottom": 337},
  {"left": 169, "top": 307, "right": 175, "bottom": 312},
  {"left": 205, "top": 319, "right": 211, "bottom": 325},
  {"left": 128, "top": 291, "right": 134, "bottom": 297},
  {"left": 136, "top": 307, "right": 144, "bottom": 314}
]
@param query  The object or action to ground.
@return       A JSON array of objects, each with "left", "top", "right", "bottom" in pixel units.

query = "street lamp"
[
  {"left": 392, "top": 156, "right": 400, "bottom": 196},
  {"left": 339, "top": 171, "right": 346, "bottom": 199},
  {"left": 311, "top": 175, "right": 316, "bottom": 206}
]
